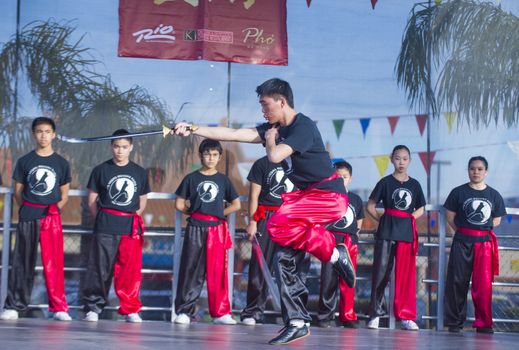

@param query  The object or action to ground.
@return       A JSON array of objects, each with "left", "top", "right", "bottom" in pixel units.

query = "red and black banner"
[{"left": 118, "top": 0, "right": 288, "bottom": 66}]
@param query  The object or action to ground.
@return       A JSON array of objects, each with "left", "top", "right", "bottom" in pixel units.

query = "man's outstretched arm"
[{"left": 174, "top": 122, "right": 262, "bottom": 143}]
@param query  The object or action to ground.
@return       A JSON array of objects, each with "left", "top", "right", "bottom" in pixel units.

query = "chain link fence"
[{"left": 1, "top": 189, "right": 518, "bottom": 331}]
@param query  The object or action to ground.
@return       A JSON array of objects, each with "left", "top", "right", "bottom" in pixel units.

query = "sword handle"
[{"left": 162, "top": 124, "right": 199, "bottom": 138}]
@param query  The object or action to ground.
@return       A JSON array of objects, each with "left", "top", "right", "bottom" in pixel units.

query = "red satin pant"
[{"left": 267, "top": 189, "right": 347, "bottom": 262}]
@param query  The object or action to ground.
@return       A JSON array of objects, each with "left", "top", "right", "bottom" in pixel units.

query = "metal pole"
[
  {"left": 437, "top": 207, "right": 446, "bottom": 330},
  {"left": 171, "top": 208, "right": 183, "bottom": 321},
  {"left": 389, "top": 266, "right": 396, "bottom": 329},
  {"left": 0, "top": 188, "right": 13, "bottom": 310},
  {"left": 11, "top": 0, "right": 22, "bottom": 162},
  {"left": 225, "top": 62, "right": 232, "bottom": 176},
  {"left": 227, "top": 212, "right": 236, "bottom": 306}
]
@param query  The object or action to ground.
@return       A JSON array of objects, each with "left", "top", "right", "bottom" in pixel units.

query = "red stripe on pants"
[
  {"left": 394, "top": 241, "right": 416, "bottom": 320},
  {"left": 472, "top": 240, "right": 493, "bottom": 328},
  {"left": 338, "top": 234, "right": 358, "bottom": 322},
  {"left": 267, "top": 189, "right": 347, "bottom": 262},
  {"left": 36, "top": 204, "right": 68, "bottom": 312},
  {"left": 114, "top": 234, "right": 144, "bottom": 315}
]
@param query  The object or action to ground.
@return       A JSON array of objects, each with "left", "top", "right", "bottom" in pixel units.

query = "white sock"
[
  {"left": 330, "top": 247, "right": 339, "bottom": 264},
  {"left": 289, "top": 319, "right": 305, "bottom": 328}
]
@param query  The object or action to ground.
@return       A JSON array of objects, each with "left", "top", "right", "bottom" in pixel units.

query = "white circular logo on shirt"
[
  {"left": 267, "top": 168, "right": 295, "bottom": 199},
  {"left": 108, "top": 175, "right": 137, "bottom": 206},
  {"left": 197, "top": 181, "right": 219, "bottom": 203},
  {"left": 392, "top": 188, "right": 412, "bottom": 210},
  {"left": 463, "top": 198, "right": 492, "bottom": 225},
  {"left": 28, "top": 166, "right": 57, "bottom": 196},
  {"left": 332, "top": 204, "right": 356, "bottom": 230}
]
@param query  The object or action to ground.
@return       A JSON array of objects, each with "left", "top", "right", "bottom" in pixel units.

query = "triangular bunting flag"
[
  {"left": 306, "top": 0, "right": 312, "bottom": 7},
  {"left": 444, "top": 112, "right": 457, "bottom": 133},
  {"left": 507, "top": 141, "right": 519, "bottom": 159},
  {"left": 387, "top": 116, "right": 400, "bottom": 135},
  {"left": 418, "top": 151, "right": 436, "bottom": 174},
  {"left": 371, "top": 0, "right": 378, "bottom": 9},
  {"left": 360, "top": 118, "right": 371, "bottom": 138},
  {"left": 415, "top": 114, "right": 428, "bottom": 136},
  {"left": 332, "top": 119, "right": 345, "bottom": 140},
  {"left": 373, "top": 155, "right": 390, "bottom": 177}
]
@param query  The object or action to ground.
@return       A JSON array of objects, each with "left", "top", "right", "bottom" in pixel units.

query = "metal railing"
[{"left": 1, "top": 187, "right": 518, "bottom": 331}]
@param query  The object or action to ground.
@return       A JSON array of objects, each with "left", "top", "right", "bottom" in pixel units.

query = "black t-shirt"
[
  {"left": 444, "top": 183, "right": 506, "bottom": 243},
  {"left": 369, "top": 175, "right": 426, "bottom": 242},
  {"left": 256, "top": 114, "right": 345, "bottom": 194},
  {"left": 87, "top": 160, "right": 150, "bottom": 235},
  {"left": 13, "top": 151, "right": 71, "bottom": 221},
  {"left": 247, "top": 156, "right": 296, "bottom": 206},
  {"left": 326, "top": 191, "right": 365, "bottom": 244},
  {"left": 175, "top": 171, "right": 239, "bottom": 227}
]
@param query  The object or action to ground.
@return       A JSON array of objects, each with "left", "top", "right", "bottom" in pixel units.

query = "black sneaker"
[
  {"left": 343, "top": 320, "right": 359, "bottom": 329},
  {"left": 332, "top": 244, "right": 356, "bottom": 288},
  {"left": 268, "top": 324, "right": 310, "bottom": 345},
  {"left": 317, "top": 320, "right": 332, "bottom": 328},
  {"left": 448, "top": 326, "right": 462, "bottom": 333},
  {"left": 476, "top": 327, "right": 494, "bottom": 334}
]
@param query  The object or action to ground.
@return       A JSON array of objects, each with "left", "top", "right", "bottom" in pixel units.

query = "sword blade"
[
  {"left": 58, "top": 125, "right": 174, "bottom": 143},
  {"left": 252, "top": 235, "right": 281, "bottom": 311}
]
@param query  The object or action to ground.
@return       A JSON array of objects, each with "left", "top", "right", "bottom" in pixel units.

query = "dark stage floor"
[{"left": 1, "top": 318, "right": 517, "bottom": 349}]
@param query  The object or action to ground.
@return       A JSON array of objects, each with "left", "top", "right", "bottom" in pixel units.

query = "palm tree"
[
  {"left": 396, "top": 0, "right": 519, "bottom": 127},
  {"left": 0, "top": 20, "right": 192, "bottom": 187}
]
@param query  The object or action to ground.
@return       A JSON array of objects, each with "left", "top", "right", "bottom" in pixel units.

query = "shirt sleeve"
[
  {"left": 247, "top": 158, "right": 265, "bottom": 185},
  {"left": 255, "top": 123, "right": 269, "bottom": 142},
  {"left": 12, "top": 159, "right": 25, "bottom": 184},
  {"left": 141, "top": 169, "right": 151, "bottom": 195},
  {"left": 356, "top": 198, "right": 365, "bottom": 219},
  {"left": 443, "top": 188, "right": 458, "bottom": 212},
  {"left": 61, "top": 159, "right": 72, "bottom": 185},
  {"left": 87, "top": 167, "right": 99, "bottom": 193},
  {"left": 225, "top": 176, "right": 240, "bottom": 202},
  {"left": 369, "top": 179, "right": 384, "bottom": 203},
  {"left": 492, "top": 190, "right": 507, "bottom": 218},
  {"left": 414, "top": 181, "right": 426, "bottom": 209},
  {"left": 281, "top": 118, "right": 314, "bottom": 154},
  {"left": 175, "top": 174, "right": 191, "bottom": 199}
]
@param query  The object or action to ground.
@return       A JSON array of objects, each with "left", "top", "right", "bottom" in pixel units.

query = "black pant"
[
  {"left": 274, "top": 246, "right": 311, "bottom": 324},
  {"left": 368, "top": 239, "right": 397, "bottom": 318},
  {"left": 317, "top": 234, "right": 345, "bottom": 321},
  {"left": 82, "top": 233, "right": 122, "bottom": 313},
  {"left": 4, "top": 221, "right": 40, "bottom": 311},
  {"left": 241, "top": 211, "right": 279, "bottom": 322}
]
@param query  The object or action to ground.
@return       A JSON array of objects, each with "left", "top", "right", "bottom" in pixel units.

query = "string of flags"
[{"left": 331, "top": 112, "right": 458, "bottom": 140}]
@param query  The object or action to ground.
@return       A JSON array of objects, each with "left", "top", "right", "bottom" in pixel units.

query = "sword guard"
[{"left": 162, "top": 125, "right": 172, "bottom": 138}]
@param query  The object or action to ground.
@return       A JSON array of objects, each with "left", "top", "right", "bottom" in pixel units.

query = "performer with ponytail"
[
  {"left": 82, "top": 129, "right": 150, "bottom": 323},
  {"left": 366, "top": 145, "right": 425, "bottom": 331},
  {"left": 0, "top": 117, "right": 72, "bottom": 322},
  {"left": 173, "top": 139, "right": 241, "bottom": 325},
  {"left": 444, "top": 156, "right": 505, "bottom": 334}
]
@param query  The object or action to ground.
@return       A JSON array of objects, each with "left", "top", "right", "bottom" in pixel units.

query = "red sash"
[
  {"left": 190, "top": 212, "right": 232, "bottom": 249},
  {"left": 458, "top": 227, "right": 499, "bottom": 279},
  {"left": 23, "top": 201, "right": 60, "bottom": 216},
  {"left": 306, "top": 172, "right": 340, "bottom": 191},
  {"left": 384, "top": 208, "right": 418, "bottom": 255},
  {"left": 100, "top": 208, "right": 144, "bottom": 238},
  {"left": 253, "top": 204, "right": 280, "bottom": 222}
]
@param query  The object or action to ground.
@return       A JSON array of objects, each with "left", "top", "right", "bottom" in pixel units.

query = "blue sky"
[{"left": 1, "top": 0, "right": 518, "bottom": 201}]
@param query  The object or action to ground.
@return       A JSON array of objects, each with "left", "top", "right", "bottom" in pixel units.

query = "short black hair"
[
  {"left": 32, "top": 117, "right": 56, "bottom": 132},
  {"left": 111, "top": 129, "right": 133, "bottom": 144},
  {"left": 468, "top": 156, "right": 488, "bottom": 170},
  {"left": 256, "top": 78, "right": 294, "bottom": 108},
  {"left": 334, "top": 161, "right": 353, "bottom": 176},
  {"left": 199, "top": 138, "right": 223, "bottom": 155},
  {"left": 391, "top": 144, "right": 411, "bottom": 158}
]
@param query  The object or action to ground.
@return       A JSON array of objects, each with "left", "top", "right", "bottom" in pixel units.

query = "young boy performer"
[
  {"left": 173, "top": 78, "right": 355, "bottom": 344},
  {"left": 241, "top": 155, "right": 311, "bottom": 326},
  {"left": 174, "top": 139, "right": 241, "bottom": 325},
  {"left": 0, "top": 117, "right": 72, "bottom": 321},
  {"left": 366, "top": 145, "right": 425, "bottom": 331},
  {"left": 317, "top": 160, "right": 364, "bottom": 328},
  {"left": 82, "top": 129, "right": 150, "bottom": 323},
  {"left": 444, "top": 156, "right": 506, "bottom": 334}
]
